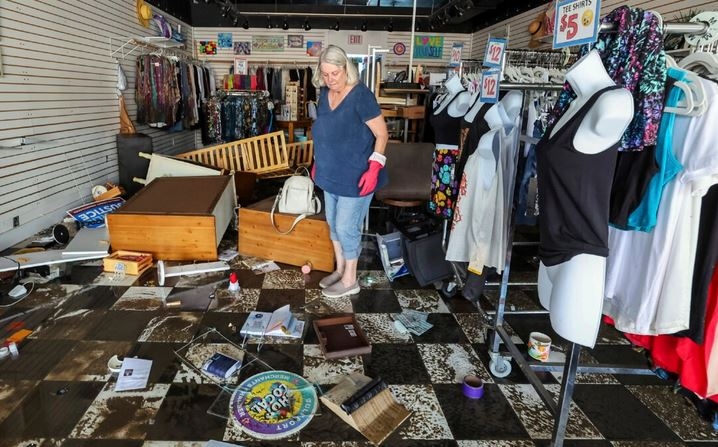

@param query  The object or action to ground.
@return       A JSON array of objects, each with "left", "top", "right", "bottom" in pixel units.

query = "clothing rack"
[
  {"left": 485, "top": 18, "right": 712, "bottom": 447},
  {"left": 216, "top": 89, "right": 270, "bottom": 97}
]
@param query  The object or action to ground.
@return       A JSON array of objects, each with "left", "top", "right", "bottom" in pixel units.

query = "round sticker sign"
[
  {"left": 392, "top": 42, "right": 406, "bottom": 55},
  {"left": 230, "top": 370, "right": 317, "bottom": 440}
]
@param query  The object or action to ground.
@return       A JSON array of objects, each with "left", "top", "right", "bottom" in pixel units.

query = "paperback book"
[
  {"left": 201, "top": 352, "right": 244, "bottom": 379},
  {"left": 239, "top": 304, "right": 304, "bottom": 338}
]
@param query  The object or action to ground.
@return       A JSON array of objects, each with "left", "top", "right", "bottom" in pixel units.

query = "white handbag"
[{"left": 271, "top": 167, "right": 321, "bottom": 234}]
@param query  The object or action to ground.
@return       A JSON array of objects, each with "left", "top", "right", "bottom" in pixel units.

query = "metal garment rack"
[{"left": 484, "top": 18, "right": 711, "bottom": 447}]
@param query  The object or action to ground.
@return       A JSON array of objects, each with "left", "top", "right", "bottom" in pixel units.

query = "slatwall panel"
[
  {"left": 471, "top": 0, "right": 717, "bottom": 58},
  {"left": 0, "top": 0, "right": 194, "bottom": 249}
]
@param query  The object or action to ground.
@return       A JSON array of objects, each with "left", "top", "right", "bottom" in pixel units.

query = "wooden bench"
[{"left": 176, "top": 130, "right": 313, "bottom": 179}]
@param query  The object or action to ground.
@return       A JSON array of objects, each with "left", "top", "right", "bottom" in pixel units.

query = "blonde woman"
[{"left": 311, "top": 45, "right": 389, "bottom": 298}]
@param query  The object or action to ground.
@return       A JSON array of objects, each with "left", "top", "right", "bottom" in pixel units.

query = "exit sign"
[{"left": 349, "top": 34, "right": 363, "bottom": 45}]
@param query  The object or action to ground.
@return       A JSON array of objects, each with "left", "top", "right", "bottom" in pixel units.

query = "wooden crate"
[
  {"left": 103, "top": 250, "right": 153, "bottom": 275},
  {"left": 107, "top": 176, "right": 235, "bottom": 261},
  {"left": 238, "top": 196, "right": 335, "bottom": 272}
]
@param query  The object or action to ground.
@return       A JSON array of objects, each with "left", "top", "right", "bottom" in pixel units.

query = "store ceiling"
[{"left": 145, "top": 0, "right": 550, "bottom": 33}]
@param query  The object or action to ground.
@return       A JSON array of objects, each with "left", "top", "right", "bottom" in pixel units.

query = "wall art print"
[
  {"left": 252, "top": 35, "right": 285, "bottom": 52},
  {"left": 287, "top": 35, "right": 304, "bottom": 48},
  {"left": 218, "top": 32, "right": 233, "bottom": 48},
  {"left": 306, "top": 41, "right": 322, "bottom": 57},
  {"left": 413, "top": 35, "right": 444, "bottom": 59},
  {"left": 234, "top": 41, "right": 251, "bottom": 55},
  {"left": 199, "top": 41, "right": 218, "bottom": 55}
]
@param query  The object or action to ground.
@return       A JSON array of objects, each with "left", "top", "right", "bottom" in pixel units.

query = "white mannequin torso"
[
  {"left": 434, "top": 75, "right": 472, "bottom": 117},
  {"left": 538, "top": 49, "right": 633, "bottom": 348}
]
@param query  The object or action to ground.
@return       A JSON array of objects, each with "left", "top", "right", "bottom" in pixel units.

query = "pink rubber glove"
[
  {"left": 311, "top": 163, "right": 316, "bottom": 180},
  {"left": 358, "top": 160, "right": 383, "bottom": 196}
]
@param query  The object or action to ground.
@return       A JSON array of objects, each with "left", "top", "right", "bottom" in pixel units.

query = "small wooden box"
[
  {"left": 313, "top": 315, "right": 371, "bottom": 359},
  {"left": 107, "top": 176, "right": 235, "bottom": 261},
  {"left": 238, "top": 196, "right": 335, "bottom": 272},
  {"left": 103, "top": 251, "right": 153, "bottom": 275}
]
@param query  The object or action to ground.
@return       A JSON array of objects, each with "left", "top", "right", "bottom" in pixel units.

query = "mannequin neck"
[{"left": 565, "top": 50, "right": 614, "bottom": 99}]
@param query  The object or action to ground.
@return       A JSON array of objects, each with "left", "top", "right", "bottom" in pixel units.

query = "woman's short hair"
[{"left": 311, "top": 45, "right": 360, "bottom": 88}]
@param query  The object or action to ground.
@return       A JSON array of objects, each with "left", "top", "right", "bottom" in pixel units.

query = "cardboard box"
[
  {"left": 313, "top": 315, "right": 371, "bottom": 359},
  {"left": 103, "top": 250, "right": 153, "bottom": 275},
  {"left": 107, "top": 176, "right": 235, "bottom": 261},
  {"left": 238, "top": 196, "right": 335, "bottom": 272}
]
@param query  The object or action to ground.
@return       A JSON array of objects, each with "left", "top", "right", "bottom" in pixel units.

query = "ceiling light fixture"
[
  {"left": 232, "top": 16, "right": 239, "bottom": 26},
  {"left": 266, "top": 16, "right": 272, "bottom": 29},
  {"left": 332, "top": 19, "right": 340, "bottom": 31},
  {"left": 360, "top": 20, "right": 367, "bottom": 32},
  {"left": 221, "top": 5, "right": 231, "bottom": 17},
  {"left": 386, "top": 19, "right": 394, "bottom": 32},
  {"left": 242, "top": 18, "right": 249, "bottom": 29},
  {"left": 282, "top": 17, "right": 289, "bottom": 30},
  {"left": 303, "top": 18, "right": 311, "bottom": 31}
]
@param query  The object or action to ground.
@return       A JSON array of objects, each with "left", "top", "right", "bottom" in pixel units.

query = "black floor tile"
[
  {"left": 572, "top": 384, "right": 682, "bottom": 442},
  {"left": 588, "top": 345, "right": 664, "bottom": 385},
  {"left": 351, "top": 289, "right": 402, "bottom": 313},
  {"left": 256, "top": 289, "right": 307, "bottom": 312},
  {"left": 146, "top": 383, "right": 227, "bottom": 440},
  {"left": 61, "top": 440, "right": 144, "bottom": 447},
  {"left": 0, "top": 380, "right": 103, "bottom": 438},
  {"left": 362, "top": 344, "right": 431, "bottom": 384},
  {"left": 434, "top": 382, "right": 530, "bottom": 439},
  {"left": 129, "top": 342, "right": 184, "bottom": 383},
  {"left": 84, "top": 310, "right": 159, "bottom": 341},
  {"left": 0, "top": 339, "right": 77, "bottom": 380},
  {"left": 413, "top": 313, "right": 468, "bottom": 343}
]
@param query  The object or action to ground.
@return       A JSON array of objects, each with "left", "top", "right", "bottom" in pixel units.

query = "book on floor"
[
  {"left": 240, "top": 304, "right": 304, "bottom": 338},
  {"left": 201, "top": 352, "right": 244, "bottom": 379}
]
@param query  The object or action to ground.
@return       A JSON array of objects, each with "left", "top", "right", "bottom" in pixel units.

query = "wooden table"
[{"left": 276, "top": 119, "right": 313, "bottom": 143}]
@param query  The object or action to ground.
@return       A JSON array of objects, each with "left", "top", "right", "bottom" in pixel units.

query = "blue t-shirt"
[{"left": 312, "top": 82, "right": 387, "bottom": 197}]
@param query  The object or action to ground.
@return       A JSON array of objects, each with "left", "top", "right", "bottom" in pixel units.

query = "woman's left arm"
[{"left": 365, "top": 115, "right": 389, "bottom": 155}]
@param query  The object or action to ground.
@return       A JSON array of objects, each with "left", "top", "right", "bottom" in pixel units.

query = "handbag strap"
[{"left": 271, "top": 192, "right": 308, "bottom": 235}]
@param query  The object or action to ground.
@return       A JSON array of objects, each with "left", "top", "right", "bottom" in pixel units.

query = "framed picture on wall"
[
  {"left": 287, "top": 35, "right": 304, "bottom": 48},
  {"left": 234, "top": 58, "right": 248, "bottom": 75}
]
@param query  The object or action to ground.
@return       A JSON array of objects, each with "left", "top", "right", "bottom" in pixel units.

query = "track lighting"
[
  {"left": 332, "top": 19, "right": 340, "bottom": 31},
  {"left": 360, "top": 21, "right": 367, "bottom": 32},
  {"left": 303, "top": 18, "right": 311, "bottom": 31},
  {"left": 242, "top": 18, "right": 249, "bottom": 29},
  {"left": 221, "top": 5, "right": 231, "bottom": 17},
  {"left": 386, "top": 20, "right": 393, "bottom": 32},
  {"left": 266, "top": 16, "right": 272, "bottom": 29},
  {"left": 282, "top": 17, "right": 289, "bottom": 30},
  {"left": 232, "top": 16, "right": 239, "bottom": 26}
]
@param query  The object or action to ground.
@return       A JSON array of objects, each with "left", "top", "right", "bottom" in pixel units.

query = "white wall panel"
[
  {"left": 0, "top": 0, "right": 195, "bottom": 249},
  {"left": 471, "top": 0, "right": 717, "bottom": 58}
]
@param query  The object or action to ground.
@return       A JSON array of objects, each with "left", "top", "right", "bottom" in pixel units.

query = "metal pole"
[
  {"left": 600, "top": 20, "right": 708, "bottom": 35},
  {"left": 551, "top": 343, "right": 582, "bottom": 447}
]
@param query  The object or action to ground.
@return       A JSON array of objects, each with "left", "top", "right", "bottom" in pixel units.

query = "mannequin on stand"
[
  {"left": 428, "top": 74, "right": 473, "bottom": 219},
  {"left": 536, "top": 49, "right": 633, "bottom": 348}
]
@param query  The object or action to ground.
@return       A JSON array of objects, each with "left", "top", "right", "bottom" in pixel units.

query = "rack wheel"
[
  {"left": 440, "top": 281, "right": 458, "bottom": 299},
  {"left": 489, "top": 357, "right": 512, "bottom": 378}
]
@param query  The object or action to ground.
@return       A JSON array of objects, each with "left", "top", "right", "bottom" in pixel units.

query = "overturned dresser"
[
  {"left": 107, "top": 176, "right": 235, "bottom": 261},
  {"left": 238, "top": 196, "right": 335, "bottom": 272}
]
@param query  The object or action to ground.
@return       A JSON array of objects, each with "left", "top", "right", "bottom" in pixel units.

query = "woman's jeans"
[{"left": 323, "top": 191, "right": 373, "bottom": 260}]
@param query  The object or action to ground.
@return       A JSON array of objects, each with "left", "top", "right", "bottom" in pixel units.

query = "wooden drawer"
[
  {"left": 238, "top": 197, "right": 335, "bottom": 272},
  {"left": 107, "top": 176, "right": 235, "bottom": 261}
]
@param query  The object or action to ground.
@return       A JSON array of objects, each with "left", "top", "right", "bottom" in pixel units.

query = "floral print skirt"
[{"left": 429, "top": 148, "right": 460, "bottom": 219}]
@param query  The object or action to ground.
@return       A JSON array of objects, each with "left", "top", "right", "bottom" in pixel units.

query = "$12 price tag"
[
  {"left": 483, "top": 38, "right": 507, "bottom": 68},
  {"left": 553, "top": 0, "right": 602, "bottom": 49},
  {"left": 480, "top": 69, "right": 500, "bottom": 104}
]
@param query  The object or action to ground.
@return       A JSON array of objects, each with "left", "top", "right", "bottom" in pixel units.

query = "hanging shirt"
[
  {"left": 604, "top": 78, "right": 718, "bottom": 335},
  {"left": 537, "top": 86, "right": 623, "bottom": 267}
]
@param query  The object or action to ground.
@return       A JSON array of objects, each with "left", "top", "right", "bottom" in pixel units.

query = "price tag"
[
  {"left": 480, "top": 69, "right": 500, "bottom": 104},
  {"left": 449, "top": 43, "right": 463, "bottom": 67},
  {"left": 483, "top": 37, "right": 507, "bottom": 68},
  {"left": 553, "top": 0, "right": 601, "bottom": 49}
]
